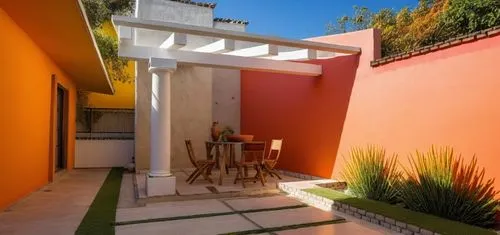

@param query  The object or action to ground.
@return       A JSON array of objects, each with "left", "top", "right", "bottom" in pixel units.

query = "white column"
[
  {"left": 149, "top": 69, "right": 173, "bottom": 177},
  {"left": 147, "top": 58, "right": 177, "bottom": 197}
]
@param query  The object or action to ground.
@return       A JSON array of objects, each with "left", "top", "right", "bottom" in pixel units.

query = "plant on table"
[
  {"left": 341, "top": 145, "right": 401, "bottom": 204},
  {"left": 400, "top": 146, "right": 498, "bottom": 227},
  {"left": 218, "top": 126, "right": 234, "bottom": 142}
]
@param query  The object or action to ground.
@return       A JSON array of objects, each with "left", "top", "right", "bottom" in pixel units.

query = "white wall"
[
  {"left": 75, "top": 140, "right": 134, "bottom": 168},
  {"left": 134, "top": 0, "right": 247, "bottom": 170}
]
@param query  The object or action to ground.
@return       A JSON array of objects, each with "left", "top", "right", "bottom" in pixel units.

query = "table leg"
[{"left": 218, "top": 144, "right": 229, "bottom": 185}]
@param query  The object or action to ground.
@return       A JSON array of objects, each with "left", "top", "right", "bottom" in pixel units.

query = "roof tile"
[
  {"left": 169, "top": 0, "right": 216, "bottom": 9},
  {"left": 213, "top": 17, "right": 249, "bottom": 25}
]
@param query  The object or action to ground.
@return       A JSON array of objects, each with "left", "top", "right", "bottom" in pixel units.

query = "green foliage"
[
  {"left": 219, "top": 126, "right": 235, "bottom": 142},
  {"left": 400, "top": 146, "right": 498, "bottom": 227},
  {"left": 305, "top": 188, "right": 497, "bottom": 235},
  {"left": 327, "top": 0, "right": 500, "bottom": 57},
  {"left": 326, "top": 6, "right": 372, "bottom": 34},
  {"left": 82, "top": 0, "right": 133, "bottom": 29},
  {"left": 92, "top": 29, "right": 130, "bottom": 83},
  {"left": 341, "top": 145, "right": 401, "bottom": 204},
  {"left": 81, "top": 0, "right": 133, "bottom": 83},
  {"left": 435, "top": 0, "right": 500, "bottom": 41}
]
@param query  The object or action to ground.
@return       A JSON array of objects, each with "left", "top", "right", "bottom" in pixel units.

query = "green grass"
[
  {"left": 304, "top": 188, "right": 496, "bottom": 235},
  {"left": 75, "top": 168, "right": 123, "bottom": 235}
]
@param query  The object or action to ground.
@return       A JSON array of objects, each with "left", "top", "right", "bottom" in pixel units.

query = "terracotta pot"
[
  {"left": 211, "top": 122, "right": 221, "bottom": 141},
  {"left": 226, "top": 134, "right": 254, "bottom": 142}
]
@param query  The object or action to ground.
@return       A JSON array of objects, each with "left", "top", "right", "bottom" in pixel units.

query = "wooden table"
[{"left": 206, "top": 141, "right": 243, "bottom": 185}]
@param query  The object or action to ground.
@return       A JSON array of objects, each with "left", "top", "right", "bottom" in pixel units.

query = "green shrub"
[
  {"left": 400, "top": 146, "right": 498, "bottom": 227},
  {"left": 341, "top": 145, "right": 401, "bottom": 204}
]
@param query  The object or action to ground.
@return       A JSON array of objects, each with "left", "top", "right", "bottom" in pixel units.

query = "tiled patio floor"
[
  {"left": 0, "top": 169, "right": 110, "bottom": 235},
  {"left": 115, "top": 195, "right": 392, "bottom": 235},
  {"left": 135, "top": 168, "right": 303, "bottom": 201}
]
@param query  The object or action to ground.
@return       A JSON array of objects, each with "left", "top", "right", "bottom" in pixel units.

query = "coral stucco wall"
[
  {"left": 0, "top": 9, "right": 77, "bottom": 210},
  {"left": 241, "top": 56, "right": 359, "bottom": 178},
  {"left": 241, "top": 29, "right": 500, "bottom": 190}
]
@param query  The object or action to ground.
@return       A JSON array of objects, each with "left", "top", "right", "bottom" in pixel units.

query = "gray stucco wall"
[{"left": 134, "top": 0, "right": 244, "bottom": 171}]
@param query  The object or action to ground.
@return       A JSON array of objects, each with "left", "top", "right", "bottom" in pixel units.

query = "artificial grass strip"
[
  {"left": 76, "top": 168, "right": 124, "bottom": 235},
  {"left": 304, "top": 188, "right": 496, "bottom": 235},
  {"left": 114, "top": 204, "right": 308, "bottom": 226},
  {"left": 219, "top": 219, "right": 346, "bottom": 235}
]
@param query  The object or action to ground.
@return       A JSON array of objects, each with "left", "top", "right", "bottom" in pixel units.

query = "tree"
[
  {"left": 82, "top": 0, "right": 134, "bottom": 83},
  {"left": 78, "top": 0, "right": 133, "bottom": 125},
  {"left": 326, "top": 0, "right": 500, "bottom": 57}
]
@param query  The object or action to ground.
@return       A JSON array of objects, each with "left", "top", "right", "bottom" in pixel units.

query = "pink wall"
[{"left": 241, "top": 29, "right": 500, "bottom": 190}]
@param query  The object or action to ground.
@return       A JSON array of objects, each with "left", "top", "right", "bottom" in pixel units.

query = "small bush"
[
  {"left": 400, "top": 146, "right": 498, "bottom": 227},
  {"left": 341, "top": 145, "right": 401, "bottom": 204}
]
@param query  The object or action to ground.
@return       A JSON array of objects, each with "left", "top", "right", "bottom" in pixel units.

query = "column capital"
[{"left": 148, "top": 57, "right": 177, "bottom": 74}]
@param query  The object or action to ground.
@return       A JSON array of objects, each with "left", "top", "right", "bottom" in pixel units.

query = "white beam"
[
  {"left": 268, "top": 49, "right": 318, "bottom": 61},
  {"left": 118, "top": 26, "right": 133, "bottom": 46},
  {"left": 193, "top": 39, "right": 235, "bottom": 53},
  {"left": 159, "top": 33, "right": 187, "bottom": 49},
  {"left": 112, "top": 15, "right": 361, "bottom": 54},
  {"left": 119, "top": 44, "right": 322, "bottom": 76},
  {"left": 225, "top": 44, "right": 278, "bottom": 57}
]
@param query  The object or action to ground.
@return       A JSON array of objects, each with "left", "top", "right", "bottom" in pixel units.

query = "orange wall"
[
  {"left": 0, "top": 9, "right": 77, "bottom": 210},
  {"left": 241, "top": 29, "right": 500, "bottom": 191}
]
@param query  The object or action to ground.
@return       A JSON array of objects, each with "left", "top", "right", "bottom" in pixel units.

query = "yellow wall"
[
  {"left": 87, "top": 21, "right": 135, "bottom": 109},
  {"left": 0, "top": 9, "right": 77, "bottom": 210}
]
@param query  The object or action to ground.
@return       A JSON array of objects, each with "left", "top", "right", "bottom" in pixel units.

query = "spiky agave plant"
[
  {"left": 400, "top": 146, "right": 498, "bottom": 227},
  {"left": 341, "top": 145, "right": 401, "bottom": 204}
]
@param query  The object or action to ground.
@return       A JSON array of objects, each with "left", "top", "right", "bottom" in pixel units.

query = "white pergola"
[{"left": 112, "top": 15, "right": 361, "bottom": 196}]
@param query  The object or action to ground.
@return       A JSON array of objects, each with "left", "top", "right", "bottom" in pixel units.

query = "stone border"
[
  {"left": 279, "top": 181, "right": 440, "bottom": 235},
  {"left": 277, "top": 169, "right": 325, "bottom": 181}
]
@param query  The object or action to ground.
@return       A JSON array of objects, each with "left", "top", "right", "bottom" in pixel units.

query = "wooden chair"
[
  {"left": 262, "top": 139, "right": 283, "bottom": 181},
  {"left": 234, "top": 142, "right": 266, "bottom": 188},
  {"left": 185, "top": 139, "right": 216, "bottom": 184}
]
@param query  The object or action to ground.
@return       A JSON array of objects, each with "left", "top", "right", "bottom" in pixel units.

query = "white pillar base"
[{"left": 146, "top": 175, "right": 176, "bottom": 197}]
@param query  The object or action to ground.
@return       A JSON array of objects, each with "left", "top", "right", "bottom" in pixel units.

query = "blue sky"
[{"left": 211, "top": 0, "right": 418, "bottom": 39}]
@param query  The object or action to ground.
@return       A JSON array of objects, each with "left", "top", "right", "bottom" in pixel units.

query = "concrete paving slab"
[
  {"left": 243, "top": 206, "right": 344, "bottom": 228},
  {"left": 118, "top": 173, "right": 138, "bottom": 208},
  {"left": 116, "top": 199, "right": 232, "bottom": 222},
  {"left": 0, "top": 169, "right": 110, "bottom": 235},
  {"left": 115, "top": 214, "right": 259, "bottom": 235},
  {"left": 276, "top": 222, "right": 385, "bottom": 235},
  {"left": 224, "top": 195, "right": 303, "bottom": 211}
]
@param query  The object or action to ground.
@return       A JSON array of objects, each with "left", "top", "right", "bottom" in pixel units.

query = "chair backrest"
[
  {"left": 184, "top": 139, "right": 198, "bottom": 167},
  {"left": 266, "top": 139, "right": 283, "bottom": 162},
  {"left": 241, "top": 141, "right": 266, "bottom": 164}
]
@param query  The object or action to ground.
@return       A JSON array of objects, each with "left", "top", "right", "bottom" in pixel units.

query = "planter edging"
[{"left": 279, "top": 183, "right": 441, "bottom": 235}]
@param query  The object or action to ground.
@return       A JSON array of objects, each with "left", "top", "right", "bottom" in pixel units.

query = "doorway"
[{"left": 55, "top": 85, "right": 67, "bottom": 172}]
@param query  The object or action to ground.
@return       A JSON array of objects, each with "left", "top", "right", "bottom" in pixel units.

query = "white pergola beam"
[
  {"left": 225, "top": 44, "right": 278, "bottom": 57},
  {"left": 193, "top": 39, "right": 235, "bottom": 53},
  {"left": 112, "top": 15, "right": 361, "bottom": 54},
  {"left": 269, "top": 49, "right": 318, "bottom": 61},
  {"left": 159, "top": 33, "right": 187, "bottom": 49},
  {"left": 119, "top": 44, "right": 322, "bottom": 76}
]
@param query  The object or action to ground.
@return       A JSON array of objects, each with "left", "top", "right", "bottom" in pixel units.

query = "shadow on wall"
[{"left": 241, "top": 55, "right": 360, "bottom": 178}]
